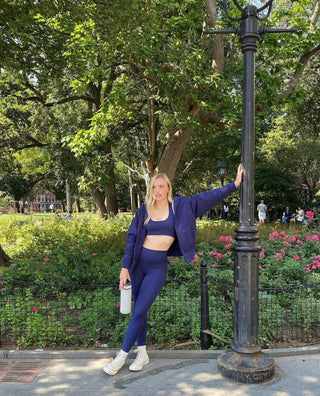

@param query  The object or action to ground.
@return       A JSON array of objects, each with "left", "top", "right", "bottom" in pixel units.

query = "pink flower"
[
  {"left": 32, "top": 306, "right": 38, "bottom": 312},
  {"left": 312, "top": 235, "right": 319, "bottom": 241},
  {"left": 92, "top": 253, "right": 98, "bottom": 256},
  {"left": 224, "top": 243, "right": 232, "bottom": 249},
  {"left": 209, "top": 251, "right": 215, "bottom": 256},
  {"left": 43, "top": 257, "right": 50, "bottom": 262},
  {"left": 294, "top": 229, "right": 298, "bottom": 234},
  {"left": 258, "top": 264, "right": 262, "bottom": 269},
  {"left": 275, "top": 253, "right": 282, "bottom": 259},
  {"left": 216, "top": 253, "right": 223, "bottom": 261},
  {"left": 219, "top": 235, "right": 233, "bottom": 242},
  {"left": 232, "top": 261, "right": 234, "bottom": 266},
  {"left": 199, "top": 251, "right": 204, "bottom": 256},
  {"left": 116, "top": 302, "right": 121, "bottom": 309},
  {"left": 269, "top": 231, "right": 279, "bottom": 240},
  {"left": 0, "top": 281, "right": 4, "bottom": 285},
  {"left": 260, "top": 249, "right": 265, "bottom": 259},
  {"left": 175, "top": 257, "right": 179, "bottom": 261},
  {"left": 306, "top": 211, "right": 314, "bottom": 218},
  {"left": 312, "top": 260, "right": 320, "bottom": 269},
  {"left": 212, "top": 264, "right": 217, "bottom": 268},
  {"left": 305, "top": 235, "right": 311, "bottom": 242},
  {"left": 170, "top": 258, "right": 174, "bottom": 263},
  {"left": 294, "top": 255, "right": 300, "bottom": 261},
  {"left": 304, "top": 265, "right": 311, "bottom": 273}
]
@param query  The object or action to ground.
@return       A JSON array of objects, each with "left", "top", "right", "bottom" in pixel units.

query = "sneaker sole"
[
  {"left": 129, "top": 358, "right": 150, "bottom": 371},
  {"left": 103, "top": 366, "right": 120, "bottom": 376}
]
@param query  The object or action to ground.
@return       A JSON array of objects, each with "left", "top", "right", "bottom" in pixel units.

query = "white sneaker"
[
  {"left": 103, "top": 350, "right": 127, "bottom": 375},
  {"left": 129, "top": 347, "right": 149, "bottom": 371}
]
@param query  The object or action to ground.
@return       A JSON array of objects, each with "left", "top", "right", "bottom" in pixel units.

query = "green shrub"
[
  {"left": 290, "top": 296, "right": 320, "bottom": 331},
  {"left": 0, "top": 214, "right": 319, "bottom": 349}
]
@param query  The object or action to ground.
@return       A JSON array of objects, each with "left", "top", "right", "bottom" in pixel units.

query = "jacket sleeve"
[
  {"left": 121, "top": 208, "right": 142, "bottom": 269},
  {"left": 188, "top": 182, "right": 237, "bottom": 219}
]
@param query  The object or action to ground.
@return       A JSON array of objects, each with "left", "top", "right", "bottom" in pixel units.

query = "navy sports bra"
[{"left": 146, "top": 203, "right": 176, "bottom": 237}]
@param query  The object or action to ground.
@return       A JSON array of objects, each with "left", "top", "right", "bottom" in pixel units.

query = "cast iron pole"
[{"left": 204, "top": 0, "right": 296, "bottom": 383}]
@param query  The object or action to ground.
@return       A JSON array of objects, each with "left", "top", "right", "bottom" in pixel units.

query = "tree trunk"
[
  {"left": 0, "top": 244, "right": 10, "bottom": 267},
  {"left": 75, "top": 198, "right": 81, "bottom": 212},
  {"left": 65, "top": 179, "right": 72, "bottom": 213},
  {"left": 128, "top": 170, "right": 137, "bottom": 214},
  {"left": 90, "top": 186, "right": 108, "bottom": 219},
  {"left": 103, "top": 140, "right": 118, "bottom": 217},
  {"left": 203, "top": 0, "right": 224, "bottom": 71},
  {"left": 15, "top": 201, "right": 20, "bottom": 213},
  {"left": 104, "top": 181, "right": 118, "bottom": 217},
  {"left": 157, "top": 125, "right": 194, "bottom": 181}
]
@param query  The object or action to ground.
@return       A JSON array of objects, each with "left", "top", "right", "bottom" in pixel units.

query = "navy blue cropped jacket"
[{"left": 121, "top": 182, "right": 237, "bottom": 273}]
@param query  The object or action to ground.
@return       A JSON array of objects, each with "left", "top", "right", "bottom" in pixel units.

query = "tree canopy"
[{"left": 0, "top": 0, "right": 319, "bottom": 218}]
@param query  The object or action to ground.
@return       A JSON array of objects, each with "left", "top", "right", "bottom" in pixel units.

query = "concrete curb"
[{"left": 1, "top": 344, "right": 319, "bottom": 360}]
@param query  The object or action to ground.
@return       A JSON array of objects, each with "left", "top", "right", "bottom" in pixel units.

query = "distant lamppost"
[
  {"left": 218, "top": 159, "right": 227, "bottom": 219},
  {"left": 217, "top": 159, "right": 227, "bottom": 187},
  {"left": 204, "top": 0, "right": 296, "bottom": 384}
]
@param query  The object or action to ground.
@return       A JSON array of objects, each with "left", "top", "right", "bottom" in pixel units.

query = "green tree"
[
  {"left": 1, "top": 0, "right": 319, "bottom": 218},
  {"left": 258, "top": 58, "right": 320, "bottom": 213}
]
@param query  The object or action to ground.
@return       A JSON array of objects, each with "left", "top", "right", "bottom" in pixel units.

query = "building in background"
[{"left": 30, "top": 190, "right": 62, "bottom": 213}]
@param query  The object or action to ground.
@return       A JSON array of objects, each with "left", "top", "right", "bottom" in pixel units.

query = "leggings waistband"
[{"left": 139, "top": 247, "right": 168, "bottom": 264}]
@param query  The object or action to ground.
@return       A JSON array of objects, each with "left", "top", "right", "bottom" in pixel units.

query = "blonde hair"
[{"left": 144, "top": 172, "right": 174, "bottom": 225}]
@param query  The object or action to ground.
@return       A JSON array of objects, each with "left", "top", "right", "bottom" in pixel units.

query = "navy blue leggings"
[{"left": 121, "top": 247, "right": 168, "bottom": 352}]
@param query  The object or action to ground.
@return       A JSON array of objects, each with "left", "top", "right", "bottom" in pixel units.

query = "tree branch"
[
  {"left": 279, "top": 42, "right": 320, "bottom": 98},
  {"left": 279, "top": 2, "right": 320, "bottom": 98}
]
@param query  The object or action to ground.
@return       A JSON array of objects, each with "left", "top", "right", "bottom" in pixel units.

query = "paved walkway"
[{"left": 0, "top": 346, "right": 320, "bottom": 395}]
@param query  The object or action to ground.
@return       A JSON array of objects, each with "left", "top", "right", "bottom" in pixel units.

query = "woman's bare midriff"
[{"left": 143, "top": 235, "right": 175, "bottom": 251}]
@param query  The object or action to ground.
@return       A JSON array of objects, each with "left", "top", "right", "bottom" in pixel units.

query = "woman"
[{"left": 103, "top": 164, "right": 243, "bottom": 375}]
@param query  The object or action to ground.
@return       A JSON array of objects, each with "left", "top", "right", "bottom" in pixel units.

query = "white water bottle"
[{"left": 120, "top": 282, "right": 132, "bottom": 314}]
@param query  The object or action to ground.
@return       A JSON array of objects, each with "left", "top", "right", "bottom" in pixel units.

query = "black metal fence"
[{"left": 0, "top": 268, "right": 319, "bottom": 350}]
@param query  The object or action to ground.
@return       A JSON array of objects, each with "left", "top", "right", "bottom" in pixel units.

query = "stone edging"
[{"left": 1, "top": 345, "right": 319, "bottom": 360}]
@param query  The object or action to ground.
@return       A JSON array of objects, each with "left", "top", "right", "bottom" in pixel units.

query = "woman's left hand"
[{"left": 234, "top": 164, "right": 243, "bottom": 188}]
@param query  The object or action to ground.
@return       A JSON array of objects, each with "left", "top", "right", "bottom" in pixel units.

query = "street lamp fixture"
[{"left": 217, "top": 159, "right": 227, "bottom": 187}]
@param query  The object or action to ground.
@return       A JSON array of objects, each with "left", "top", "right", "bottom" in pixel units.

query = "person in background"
[
  {"left": 257, "top": 200, "right": 267, "bottom": 224},
  {"left": 62, "top": 211, "right": 72, "bottom": 220},
  {"left": 283, "top": 207, "right": 294, "bottom": 224},
  {"left": 103, "top": 164, "right": 243, "bottom": 376},
  {"left": 296, "top": 207, "right": 304, "bottom": 226},
  {"left": 223, "top": 203, "right": 229, "bottom": 221}
]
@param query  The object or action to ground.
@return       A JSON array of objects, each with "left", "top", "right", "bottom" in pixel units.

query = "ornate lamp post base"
[{"left": 218, "top": 350, "right": 275, "bottom": 384}]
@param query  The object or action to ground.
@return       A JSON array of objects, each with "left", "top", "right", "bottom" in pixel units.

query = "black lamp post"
[
  {"left": 218, "top": 159, "right": 227, "bottom": 219},
  {"left": 204, "top": 0, "right": 296, "bottom": 384},
  {"left": 217, "top": 159, "right": 227, "bottom": 186}
]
